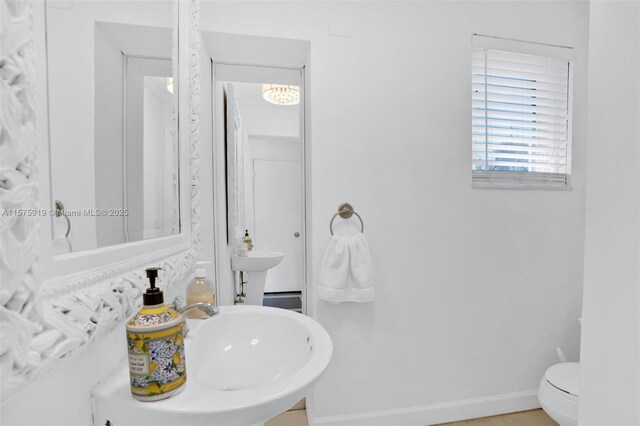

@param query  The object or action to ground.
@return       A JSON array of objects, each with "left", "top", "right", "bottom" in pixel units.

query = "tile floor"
[
  {"left": 266, "top": 408, "right": 557, "bottom": 426},
  {"left": 441, "top": 409, "right": 558, "bottom": 426},
  {"left": 265, "top": 409, "right": 308, "bottom": 426}
]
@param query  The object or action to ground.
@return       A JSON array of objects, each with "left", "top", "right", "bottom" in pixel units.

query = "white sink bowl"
[
  {"left": 92, "top": 306, "right": 332, "bottom": 426},
  {"left": 231, "top": 251, "right": 285, "bottom": 272}
]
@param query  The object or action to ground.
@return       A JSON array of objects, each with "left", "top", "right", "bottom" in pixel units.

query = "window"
[{"left": 472, "top": 35, "right": 573, "bottom": 188}]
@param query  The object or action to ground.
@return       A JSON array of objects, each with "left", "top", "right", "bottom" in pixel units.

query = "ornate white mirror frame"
[
  {"left": 0, "top": 0, "right": 201, "bottom": 398},
  {"left": 225, "top": 83, "right": 245, "bottom": 246}
]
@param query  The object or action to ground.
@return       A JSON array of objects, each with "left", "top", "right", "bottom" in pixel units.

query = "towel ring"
[
  {"left": 55, "top": 199, "right": 71, "bottom": 237},
  {"left": 329, "top": 203, "right": 364, "bottom": 235}
]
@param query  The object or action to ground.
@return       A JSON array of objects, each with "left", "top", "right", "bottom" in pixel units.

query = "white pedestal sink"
[
  {"left": 231, "top": 251, "right": 284, "bottom": 306},
  {"left": 92, "top": 305, "right": 332, "bottom": 426}
]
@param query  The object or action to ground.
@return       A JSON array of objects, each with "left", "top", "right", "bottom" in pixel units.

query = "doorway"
[{"left": 215, "top": 65, "right": 306, "bottom": 313}]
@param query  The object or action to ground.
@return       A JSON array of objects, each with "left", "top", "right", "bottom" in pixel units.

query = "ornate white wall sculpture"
[{"left": 0, "top": 0, "right": 201, "bottom": 399}]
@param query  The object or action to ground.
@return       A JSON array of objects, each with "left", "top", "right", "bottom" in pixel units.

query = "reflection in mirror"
[
  {"left": 46, "top": 1, "right": 178, "bottom": 255},
  {"left": 123, "top": 57, "right": 178, "bottom": 243},
  {"left": 221, "top": 67, "right": 304, "bottom": 312}
]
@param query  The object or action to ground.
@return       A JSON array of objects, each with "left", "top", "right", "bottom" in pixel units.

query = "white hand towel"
[{"left": 317, "top": 233, "right": 374, "bottom": 303}]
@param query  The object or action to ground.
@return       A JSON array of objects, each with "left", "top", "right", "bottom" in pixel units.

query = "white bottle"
[
  {"left": 235, "top": 242, "right": 248, "bottom": 257},
  {"left": 186, "top": 267, "right": 215, "bottom": 319}
]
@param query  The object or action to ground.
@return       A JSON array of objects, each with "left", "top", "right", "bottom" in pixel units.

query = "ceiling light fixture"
[{"left": 262, "top": 84, "right": 299, "bottom": 105}]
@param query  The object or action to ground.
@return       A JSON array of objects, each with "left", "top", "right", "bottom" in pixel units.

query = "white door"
[{"left": 253, "top": 159, "right": 303, "bottom": 292}]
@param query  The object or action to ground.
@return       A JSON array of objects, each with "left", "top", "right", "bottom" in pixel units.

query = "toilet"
[{"left": 538, "top": 362, "right": 580, "bottom": 425}]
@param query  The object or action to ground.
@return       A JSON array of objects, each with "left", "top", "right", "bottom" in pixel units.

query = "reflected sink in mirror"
[
  {"left": 231, "top": 251, "right": 285, "bottom": 272},
  {"left": 92, "top": 306, "right": 332, "bottom": 426}
]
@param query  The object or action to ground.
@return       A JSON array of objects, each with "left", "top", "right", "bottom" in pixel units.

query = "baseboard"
[{"left": 309, "top": 389, "right": 540, "bottom": 426}]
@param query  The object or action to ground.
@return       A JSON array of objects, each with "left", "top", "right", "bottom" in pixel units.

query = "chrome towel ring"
[
  {"left": 329, "top": 203, "right": 364, "bottom": 236},
  {"left": 55, "top": 199, "right": 71, "bottom": 237}
]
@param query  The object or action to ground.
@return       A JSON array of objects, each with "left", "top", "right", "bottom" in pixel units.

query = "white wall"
[
  {"left": 241, "top": 103, "right": 299, "bottom": 138},
  {"left": 579, "top": 2, "right": 640, "bottom": 424},
  {"left": 200, "top": 2, "right": 589, "bottom": 424}
]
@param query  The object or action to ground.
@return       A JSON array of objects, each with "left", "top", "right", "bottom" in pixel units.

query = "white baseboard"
[{"left": 309, "top": 389, "right": 540, "bottom": 426}]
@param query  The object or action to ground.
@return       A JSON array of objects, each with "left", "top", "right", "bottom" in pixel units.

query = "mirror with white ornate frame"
[
  {"left": 0, "top": 0, "right": 201, "bottom": 399},
  {"left": 39, "top": 0, "right": 194, "bottom": 283}
]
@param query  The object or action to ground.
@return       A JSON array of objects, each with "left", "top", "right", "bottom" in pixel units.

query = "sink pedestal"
[
  {"left": 243, "top": 271, "right": 268, "bottom": 306},
  {"left": 231, "top": 251, "right": 284, "bottom": 306}
]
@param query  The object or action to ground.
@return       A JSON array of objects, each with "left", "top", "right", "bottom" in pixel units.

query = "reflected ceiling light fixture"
[
  {"left": 166, "top": 77, "right": 174, "bottom": 94},
  {"left": 262, "top": 84, "right": 300, "bottom": 105}
]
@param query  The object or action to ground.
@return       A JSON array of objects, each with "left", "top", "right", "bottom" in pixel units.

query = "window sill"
[{"left": 471, "top": 182, "right": 573, "bottom": 191}]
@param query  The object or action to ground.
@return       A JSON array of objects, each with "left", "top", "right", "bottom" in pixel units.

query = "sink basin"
[
  {"left": 231, "top": 251, "right": 284, "bottom": 272},
  {"left": 92, "top": 306, "right": 332, "bottom": 426}
]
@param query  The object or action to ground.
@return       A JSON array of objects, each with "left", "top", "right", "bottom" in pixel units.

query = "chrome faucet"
[
  {"left": 177, "top": 302, "right": 219, "bottom": 317},
  {"left": 170, "top": 297, "right": 219, "bottom": 337},
  {"left": 170, "top": 296, "right": 220, "bottom": 318}
]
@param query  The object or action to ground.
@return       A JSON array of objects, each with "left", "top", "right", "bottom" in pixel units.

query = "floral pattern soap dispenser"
[{"left": 126, "top": 267, "right": 187, "bottom": 401}]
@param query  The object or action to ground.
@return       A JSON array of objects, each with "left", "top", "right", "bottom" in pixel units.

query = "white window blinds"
[{"left": 472, "top": 35, "right": 573, "bottom": 188}]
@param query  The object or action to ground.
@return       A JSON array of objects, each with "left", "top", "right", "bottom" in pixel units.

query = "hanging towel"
[{"left": 317, "top": 233, "right": 374, "bottom": 303}]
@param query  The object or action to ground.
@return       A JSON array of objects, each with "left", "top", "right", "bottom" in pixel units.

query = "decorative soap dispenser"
[{"left": 126, "top": 267, "right": 187, "bottom": 401}]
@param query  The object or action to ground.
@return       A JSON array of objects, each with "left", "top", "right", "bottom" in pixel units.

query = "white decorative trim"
[
  {"left": 38, "top": 243, "right": 193, "bottom": 300},
  {"left": 309, "top": 390, "right": 540, "bottom": 426},
  {"left": 0, "top": 0, "right": 201, "bottom": 399}
]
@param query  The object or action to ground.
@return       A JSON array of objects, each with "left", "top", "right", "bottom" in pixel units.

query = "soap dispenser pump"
[{"left": 126, "top": 267, "right": 187, "bottom": 401}]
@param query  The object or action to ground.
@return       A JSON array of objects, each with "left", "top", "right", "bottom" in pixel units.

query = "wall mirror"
[
  {"left": 0, "top": 0, "right": 199, "bottom": 398},
  {"left": 45, "top": 0, "right": 178, "bottom": 255},
  {"left": 218, "top": 64, "right": 305, "bottom": 312}
]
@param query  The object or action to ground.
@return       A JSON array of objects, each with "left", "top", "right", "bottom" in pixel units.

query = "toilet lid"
[{"left": 545, "top": 362, "right": 580, "bottom": 397}]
